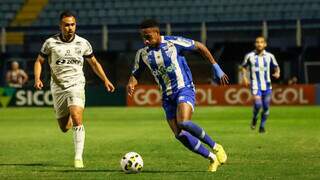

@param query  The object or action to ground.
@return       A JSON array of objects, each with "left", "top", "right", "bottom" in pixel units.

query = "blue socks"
[
  {"left": 177, "top": 120, "right": 215, "bottom": 148},
  {"left": 261, "top": 94, "right": 271, "bottom": 128},
  {"left": 253, "top": 95, "right": 271, "bottom": 128},
  {"left": 176, "top": 131, "right": 210, "bottom": 158},
  {"left": 253, "top": 99, "right": 262, "bottom": 122}
]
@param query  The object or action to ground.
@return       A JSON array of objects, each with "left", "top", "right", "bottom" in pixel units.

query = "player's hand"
[
  {"left": 127, "top": 83, "right": 135, "bottom": 97},
  {"left": 34, "top": 79, "right": 43, "bottom": 90},
  {"left": 212, "top": 63, "right": 229, "bottom": 86},
  {"left": 272, "top": 72, "right": 280, "bottom": 79},
  {"left": 104, "top": 80, "right": 115, "bottom": 92},
  {"left": 220, "top": 74, "right": 229, "bottom": 86},
  {"left": 242, "top": 77, "right": 250, "bottom": 87}
]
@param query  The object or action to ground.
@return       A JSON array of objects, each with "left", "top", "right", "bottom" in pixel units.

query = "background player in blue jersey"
[
  {"left": 127, "top": 19, "right": 229, "bottom": 172},
  {"left": 241, "top": 36, "right": 280, "bottom": 133}
]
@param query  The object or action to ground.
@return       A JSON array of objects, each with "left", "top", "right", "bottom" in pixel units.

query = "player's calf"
[
  {"left": 177, "top": 120, "right": 215, "bottom": 149},
  {"left": 57, "top": 116, "right": 73, "bottom": 133}
]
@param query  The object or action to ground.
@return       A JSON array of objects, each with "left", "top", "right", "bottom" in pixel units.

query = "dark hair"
[
  {"left": 139, "top": 19, "right": 159, "bottom": 29},
  {"left": 60, "top": 10, "right": 76, "bottom": 21},
  {"left": 256, "top": 36, "right": 266, "bottom": 41}
]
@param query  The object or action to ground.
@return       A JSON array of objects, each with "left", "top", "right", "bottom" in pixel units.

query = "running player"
[
  {"left": 127, "top": 19, "right": 229, "bottom": 172},
  {"left": 241, "top": 36, "right": 280, "bottom": 133},
  {"left": 34, "top": 11, "right": 115, "bottom": 168}
]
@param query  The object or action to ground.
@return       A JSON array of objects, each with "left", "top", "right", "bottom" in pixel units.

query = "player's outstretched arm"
[
  {"left": 34, "top": 55, "right": 45, "bottom": 90},
  {"left": 127, "top": 75, "right": 138, "bottom": 97},
  {"left": 87, "top": 56, "right": 115, "bottom": 92},
  {"left": 194, "top": 41, "right": 229, "bottom": 85}
]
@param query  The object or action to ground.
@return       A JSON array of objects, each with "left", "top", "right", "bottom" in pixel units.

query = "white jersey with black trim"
[{"left": 40, "top": 34, "right": 93, "bottom": 89}]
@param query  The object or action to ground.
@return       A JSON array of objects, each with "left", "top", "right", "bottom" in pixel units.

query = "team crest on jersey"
[{"left": 65, "top": 50, "right": 71, "bottom": 56}]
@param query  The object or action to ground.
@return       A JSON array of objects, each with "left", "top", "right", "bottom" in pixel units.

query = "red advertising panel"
[{"left": 127, "top": 85, "right": 316, "bottom": 106}]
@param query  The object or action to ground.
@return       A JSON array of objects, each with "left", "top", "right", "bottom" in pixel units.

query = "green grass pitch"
[{"left": 0, "top": 106, "right": 319, "bottom": 180}]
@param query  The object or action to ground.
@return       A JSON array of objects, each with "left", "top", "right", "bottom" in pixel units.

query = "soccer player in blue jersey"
[
  {"left": 241, "top": 36, "right": 280, "bottom": 133},
  {"left": 127, "top": 19, "right": 229, "bottom": 172}
]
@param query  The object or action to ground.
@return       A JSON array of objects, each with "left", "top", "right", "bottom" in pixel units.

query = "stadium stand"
[
  {"left": 30, "top": 0, "right": 320, "bottom": 26},
  {"left": 0, "top": 0, "right": 319, "bottom": 86}
]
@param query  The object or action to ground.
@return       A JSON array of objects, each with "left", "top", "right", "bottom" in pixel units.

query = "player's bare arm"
[
  {"left": 87, "top": 56, "right": 115, "bottom": 92},
  {"left": 194, "top": 41, "right": 229, "bottom": 85},
  {"left": 34, "top": 55, "right": 45, "bottom": 90},
  {"left": 240, "top": 67, "right": 250, "bottom": 86},
  {"left": 127, "top": 75, "right": 138, "bottom": 97},
  {"left": 272, "top": 67, "right": 280, "bottom": 79},
  {"left": 21, "top": 71, "right": 29, "bottom": 85}
]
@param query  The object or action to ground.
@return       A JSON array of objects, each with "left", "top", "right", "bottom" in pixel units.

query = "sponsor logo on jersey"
[
  {"left": 55, "top": 57, "right": 82, "bottom": 65},
  {"left": 152, "top": 63, "right": 176, "bottom": 77}
]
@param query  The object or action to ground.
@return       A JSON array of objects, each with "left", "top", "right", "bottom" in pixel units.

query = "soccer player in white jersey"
[
  {"left": 33, "top": 11, "right": 115, "bottom": 168},
  {"left": 241, "top": 36, "right": 280, "bottom": 133},
  {"left": 127, "top": 19, "right": 229, "bottom": 172}
]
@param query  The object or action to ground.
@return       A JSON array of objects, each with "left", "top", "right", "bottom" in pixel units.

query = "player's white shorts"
[{"left": 51, "top": 84, "right": 85, "bottom": 119}]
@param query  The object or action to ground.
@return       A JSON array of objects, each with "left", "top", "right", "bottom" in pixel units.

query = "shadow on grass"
[
  {"left": 0, "top": 163, "right": 71, "bottom": 168},
  {"left": 0, "top": 163, "right": 44, "bottom": 167},
  {"left": 39, "top": 169, "right": 205, "bottom": 174}
]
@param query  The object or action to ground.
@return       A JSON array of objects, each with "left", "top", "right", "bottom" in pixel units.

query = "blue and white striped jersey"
[
  {"left": 241, "top": 50, "right": 279, "bottom": 91},
  {"left": 132, "top": 36, "right": 196, "bottom": 96}
]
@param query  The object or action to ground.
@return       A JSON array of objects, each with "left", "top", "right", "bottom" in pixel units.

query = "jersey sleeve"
[
  {"left": 39, "top": 40, "right": 50, "bottom": 58},
  {"left": 241, "top": 53, "right": 250, "bottom": 67},
  {"left": 270, "top": 54, "right": 279, "bottom": 68},
  {"left": 83, "top": 40, "right": 94, "bottom": 58},
  {"left": 131, "top": 49, "right": 147, "bottom": 79},
  {"left": 167, "top": 36, "right": 196, "bottom": 53}
]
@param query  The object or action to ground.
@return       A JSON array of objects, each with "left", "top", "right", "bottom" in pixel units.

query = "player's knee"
[
  {"left": 70, "top": 112, "right": 82, "bottom": 126},
  {"left": 254, "top": 101, "right": 262, "bottom": 109},
  {"left": 177, "top": 120, "right": 191, "bottom": 130}
]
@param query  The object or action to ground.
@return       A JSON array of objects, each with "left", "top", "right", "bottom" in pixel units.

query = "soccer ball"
[{"left": 120, "top": 152, "right": 143, "bottom": 173}]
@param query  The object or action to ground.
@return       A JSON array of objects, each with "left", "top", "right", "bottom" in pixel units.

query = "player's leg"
[
  {"left": 163, "top": 97, "right": 215, "bottom": 161},
  {"left": 167, "top": 118, "right": 213, "bottom": 159},
  {"left": 57, "top": 115, "right": 73, "bottom": 132},
  {"left": 69, "top": 105, "right": 85, "bottom": 168},
  {"left": 167, "top": 118, "right": 220, "bottom": 172},
  {"left": 251, "top": 91, "right": 262, "bottom": 129},
  {"left": 176, "top": 103, "right": 215, "bottom": 149},
  {"left": 176, "top": 102, "right": 226, "bottom": 166},
  {"left": 67, "top": 88, "right": 86, "bottom": 168},
  {"left": 260, "top": 91, "right": 271, "bottom": 133}
]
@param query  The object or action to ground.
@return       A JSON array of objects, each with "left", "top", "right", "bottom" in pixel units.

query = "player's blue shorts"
[
  {"left": 162, "top": 87, "right": 195, "bottom": 120},
  {"left": 251, "top": 89, "right": 272, "bottom": 97}
]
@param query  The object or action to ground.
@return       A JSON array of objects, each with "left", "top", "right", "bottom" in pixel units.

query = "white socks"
[
  {"left": 208, "top": 152, "right": 217, "bottom": 162},
  {"left": 73, "top": 125, "right": 85, "bottom": 160}
]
